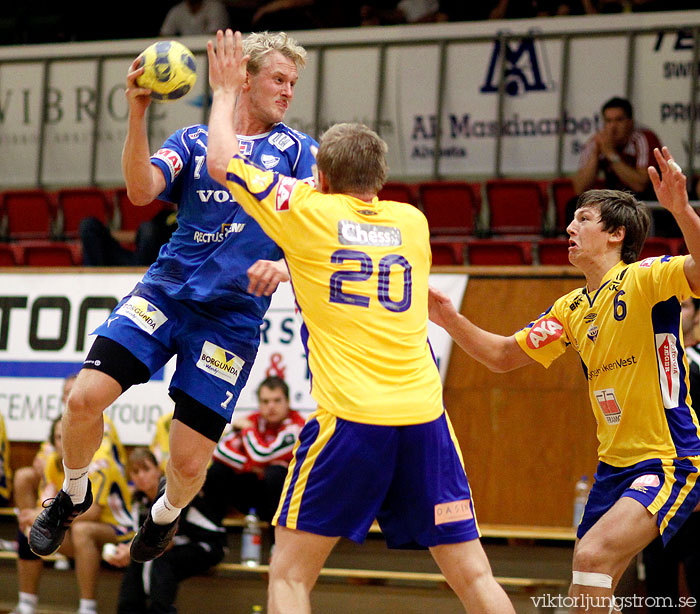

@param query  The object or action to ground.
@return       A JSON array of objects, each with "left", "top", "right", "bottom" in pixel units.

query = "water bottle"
[
  {"left": 572, "top": 475, "right": 590, "bottom": 528},
  {"left": 241, "top": 508, "right": 262, "bottom": 566}
]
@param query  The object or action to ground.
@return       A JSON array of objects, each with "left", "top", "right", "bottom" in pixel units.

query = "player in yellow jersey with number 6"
[
  {"left": 429, "top": 148, "right": 700, "bottom": 613},
  {"left": 207, "top": 28, "right": 515, "bottom": 614}
]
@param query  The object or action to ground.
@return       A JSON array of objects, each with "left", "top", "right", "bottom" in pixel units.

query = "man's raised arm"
[{"left": 207, "top": 29, "right": 248, "bottom": 185}]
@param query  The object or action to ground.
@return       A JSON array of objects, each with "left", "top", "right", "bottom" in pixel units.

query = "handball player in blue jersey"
[{"left": 29, "top": 32, "right": 318, "bottom": 562}]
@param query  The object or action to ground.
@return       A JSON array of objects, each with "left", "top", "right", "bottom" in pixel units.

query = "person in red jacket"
[{"left": 203, "top": 376, "right": 306, "bottom": 523}]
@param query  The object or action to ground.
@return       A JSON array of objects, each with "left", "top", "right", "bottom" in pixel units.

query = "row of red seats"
[
  {"left": 431, "top": 236, "right": 688, "bottom": 266},
  {"left": 378, "top": 177, "right": 580, "bottom": 238},
  {"left": 0, "top": 187, "right": 167, "bottom": 241},
  {"left": 0, "top": 241, "right": 81, "bottom": 267},
  {"left": 379, "top": 178, "right": 575, "bottom": 236},
  {"left": 0, "top": 235, "right": 684, "bottom": 268}
]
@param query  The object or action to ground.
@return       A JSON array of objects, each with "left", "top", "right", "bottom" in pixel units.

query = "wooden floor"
[{"left": 0, "top": 526, "right": 575, "bottom": 614}]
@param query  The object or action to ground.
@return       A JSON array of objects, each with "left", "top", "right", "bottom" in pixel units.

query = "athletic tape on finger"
[{"left": 669, "top": 160, "right": 683, "bottom": 173}]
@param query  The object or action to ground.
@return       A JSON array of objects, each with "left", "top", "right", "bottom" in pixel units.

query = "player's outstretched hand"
[
  {"left": 428, "top": 285, "right": 458, "bottom": 330},
  {"left": 649, "top": 146, "right": 689, "bottom": 215},
  {"left": 247, "top": 259, "right": 290, "bottom": 297},
  {"left": 207, "top": 29, "right": 249, "bottom": 96}
]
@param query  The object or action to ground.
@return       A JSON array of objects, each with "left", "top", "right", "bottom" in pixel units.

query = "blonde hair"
[
  {"left": 317, "top": 123, "right": 388, "bottom": 195},
  {"left": 243, "top": 31, "right": 307, "bottom": 74}
]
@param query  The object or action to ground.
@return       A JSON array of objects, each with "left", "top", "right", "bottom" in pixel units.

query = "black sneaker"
[
  {"left": 130, "top": 479, "right": 179, "bottom": 563},
  {"left": 29, "top": 481, "right": 93, "bottom": 556}
]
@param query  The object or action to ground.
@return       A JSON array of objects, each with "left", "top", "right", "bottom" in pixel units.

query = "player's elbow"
[{"left": 207, "top": 157, "right": 227, "bottom": 186}]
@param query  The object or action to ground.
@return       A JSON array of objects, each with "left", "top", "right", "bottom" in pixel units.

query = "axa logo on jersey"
[
  {"left": 154, "top": 148, "right": 183, "bottom": 181},
  {"left": 525, "top": 317, "right": 563, "bottom": 349}
]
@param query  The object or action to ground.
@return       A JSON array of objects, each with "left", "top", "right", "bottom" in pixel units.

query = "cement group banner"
[
  {"left": 0, "top": 272, "right": 467, "bottom": 445},
  {"left": 0, "top": 10, "right": 698, "bottom": 185}
]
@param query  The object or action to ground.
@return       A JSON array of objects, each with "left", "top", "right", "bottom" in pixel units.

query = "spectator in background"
[
  {"left": 12, "top": 415, "right": 132, "bottom": 614},
  {"left": 12, "top": 375, "right": 79, "bottom": 517},
  {"left": 641, "top": 297, "right": 700, "bottom": 613},
  {"left": 567, "top": 96, "right": 662, "bottom": 226},
  {"left": 106, "top": 448, "right": 226, "bottom": 614},
  {"left": 160, "top": 0, "right": 231, "bottom": 36},
  {"left": 0, "top": 410, "right": 11, "bottom": 507},
  {"left": 150, "top": 411, "right": 174, "bottom": 473},
  {"left": 203, "top": 376, "right": 305, "bottom": 525},
  {"left": 360, "top": 0, "right": 441, "bottom": 25},
  {"left": 80, "top": 206, "right": 177, "bottom": 267},
  {"left": 252, "top": 0, "right": 361, "bottom": 29}
]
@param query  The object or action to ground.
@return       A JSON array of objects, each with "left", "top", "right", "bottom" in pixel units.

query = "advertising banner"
[
  {"left": 0, "top": 11, "right": 697, "bottom": 185},
  {"left": 0, "top": 272, "right": 467, "bottom": 445}
]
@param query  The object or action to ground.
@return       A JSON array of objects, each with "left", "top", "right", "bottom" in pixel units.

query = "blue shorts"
[
  {"left": 578, "top": 457, "right": 700, "bottom": 545},
  {"left": 91, "top": 282, "right": 259, "bottom": 421},
  {"left": 273, "top": 409, "right": 480, "bottom": 549}
]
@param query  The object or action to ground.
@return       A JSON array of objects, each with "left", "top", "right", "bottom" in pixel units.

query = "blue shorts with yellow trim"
[
  {"left": 273, "top": 409, "right": 480, "bottom": 549},
  {"left": 578, "top": 457, "right": 700, "bottom": 545}
]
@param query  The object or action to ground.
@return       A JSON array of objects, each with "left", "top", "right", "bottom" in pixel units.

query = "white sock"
[
  {"left": 150, "top": 492, "right": 182, "bottom": 525},
  {"left": 62, "top": 464, "right": 89, "bottom": 505},
  {"left": 78, "top": 598, "right": 97, "bottom": 614},
  {"left": 17, "top": 592, "right": 38, "bottom": 614}
]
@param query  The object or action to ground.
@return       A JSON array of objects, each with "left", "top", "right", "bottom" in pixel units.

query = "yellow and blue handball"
[{"left": 136, "top": 40, "right": 197, "bottom": 102}]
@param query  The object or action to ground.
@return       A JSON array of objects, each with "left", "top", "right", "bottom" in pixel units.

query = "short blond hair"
[
  {"left": 243, "top": 31, "right": 307, "bottom": 74},
  {"left": 317, "top": 123, "right": 388, "bottom": 195}
]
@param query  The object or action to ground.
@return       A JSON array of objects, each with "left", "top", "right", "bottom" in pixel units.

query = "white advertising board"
[{"left": 0, "top": 272, "right": 467, "bottom": 445}]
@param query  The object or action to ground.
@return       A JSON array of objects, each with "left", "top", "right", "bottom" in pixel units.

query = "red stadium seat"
[
  {"left": 485, "top": 179, "right": 547, "bottom": 236},
  {"left": 466, "top": 240, "right": 533, "bottom": 266},
  {"left": 0, "top": 244, "right": 19, "bottom": 266},
  {"left": 537, "top": 238, "right": 571, "bottom": 266},
  {"left": 639, "top": 237, "right": 681, "bottom": 260},
  {"left": 378, "top": 181, "right": 417, "bottom": 206},
  {"left": 114, "top": 188, "right": 172, "bottom": 232},
  {"left": 1, "top": 189, "right": 55, "bottom": 240},
  {"left": 550, "top": 177, "right": 577, "bottom": 235},
  {"left": 56, "top": 187, "right": 112, "bottom": 238},
  {"left": 430, "top": 241, "right": 464, "bottom": 265},
  {"left": 23, "top": 242, "right": 76, "bottom": 267},
  {"left": 418, "top": 181, "right": 481, "bottom": 237}
]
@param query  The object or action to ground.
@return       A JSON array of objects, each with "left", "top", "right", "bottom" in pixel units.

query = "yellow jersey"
[
  {"left": 225, "top": 155, "right": 443, "bottom": 425},
  {"left": 42, "top": 444, "right": 132, "bottom": 532},
  {"left": 0, "top": 413, "right": 10, "bottom": 502},
  {"left": 515, "top": 257, "right": 700, "bottom": 466},
  {"left": 150, "top": 411, "right": 173, "bottom": 472}
]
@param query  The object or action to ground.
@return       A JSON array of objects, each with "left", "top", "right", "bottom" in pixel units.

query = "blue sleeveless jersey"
[{"left": 141, "top": 122, "right": 318, "bottom": 324}]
